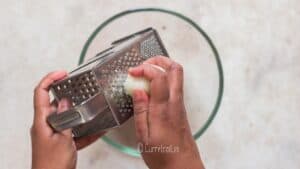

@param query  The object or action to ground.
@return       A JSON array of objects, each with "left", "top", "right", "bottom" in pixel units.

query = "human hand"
[
  {"left": 129, "top": 56, "right": 205, "bottom": 169},
  {"left": 31, "top": 71, "right": 104, "bottom": 169}
]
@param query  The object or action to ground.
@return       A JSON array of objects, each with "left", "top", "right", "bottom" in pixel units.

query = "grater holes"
[
  {"left": 141, "top": 35, "right": 164, "bottom": 58},
  {"left": 52, "top": 70, "right": 100, "bottom": 106}
]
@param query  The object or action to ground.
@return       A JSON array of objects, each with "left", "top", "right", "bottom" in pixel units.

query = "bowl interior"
[{"left": 80, "top": 11, "right": 221, "bottom": 155}]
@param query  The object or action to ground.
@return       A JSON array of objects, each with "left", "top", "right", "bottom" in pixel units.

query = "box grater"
[{"left": 47, "top": 28, "right": 169, "bottom": 138}]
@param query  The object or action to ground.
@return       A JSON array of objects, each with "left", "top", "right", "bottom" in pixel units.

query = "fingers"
[
  {"left": 129, "top": 63, "right": 169, "bottom": 103},
  {"left": 129, "top": 56, "right": 185, "bottom": 144},
  {"left": 33, "top": 71, "right": 67, "bottom": 121},
  {"left": 144, "top": 56, "right": 184, "bottom": 102},
  {"left": 168, "top": 63, "right": 184, "bottom": 102},
  {"left": 143, "top": 63, "right": 166, "bottom": 73},
  {"left": 75, "top": 131, "right": 106, "bottom": 150},
  {"left": 132, "top": 90, "right": 149, "bottom": 143},
  {"left": 128, "top": 63, "right": 166, "bottom": 81},
  {"left": 130, "top": 56, "right": 184, "bottom": 103},
  {"left": 143, "top": 55, "right": 173, "bottom": 71},
  {"left": 57, "top": 99, "right": 72, "bottom": 137}
]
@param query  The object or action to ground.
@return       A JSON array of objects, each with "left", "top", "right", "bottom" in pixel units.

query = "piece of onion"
[
  {"left": 124, "top": 64, "right": 165, "bottom": 97},
  {"left": 124, "top": 74, "right": 150, "bottom": 97}
]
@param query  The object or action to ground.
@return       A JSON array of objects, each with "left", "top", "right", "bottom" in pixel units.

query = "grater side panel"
[
  {"left": 51, "top": 70, "right": 100, "bottom": 107},
  {"left": 72, "top": 107, "right": 117, "bottom": 137}
]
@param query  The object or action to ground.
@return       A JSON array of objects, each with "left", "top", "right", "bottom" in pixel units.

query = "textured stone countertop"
[{"left": 0, "top": 1, "right": 299, "bottom": 169}]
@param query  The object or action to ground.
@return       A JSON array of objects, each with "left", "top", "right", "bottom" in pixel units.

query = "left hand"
[{"left": 31, "top": 70, "right": 104, "bottom": 169}]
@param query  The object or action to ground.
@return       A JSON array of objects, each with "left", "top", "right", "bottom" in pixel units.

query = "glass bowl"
[{"left": 78, "top": 8, "right": 224, "bottom": 157}]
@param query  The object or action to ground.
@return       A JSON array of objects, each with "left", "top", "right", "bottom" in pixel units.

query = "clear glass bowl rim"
[{"left": 78, "top": 7, "right": 224, "bottom": 157}]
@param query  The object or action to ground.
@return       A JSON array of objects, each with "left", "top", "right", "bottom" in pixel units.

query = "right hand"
[{"left": 129, "top": 56, "right": 205, "bottom": 169}]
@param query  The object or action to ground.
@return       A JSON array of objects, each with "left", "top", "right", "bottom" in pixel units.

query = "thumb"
[
  {"left": 57, "top": 99, "right": 73, "bottom": 136},
  {"left": 132, "top": 90, "right": 149, "bottom": 144}
]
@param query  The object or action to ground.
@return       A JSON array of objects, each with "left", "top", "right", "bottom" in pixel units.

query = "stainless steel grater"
[{"left": 47, "top": 28, "right": 169, "bottom": 138}]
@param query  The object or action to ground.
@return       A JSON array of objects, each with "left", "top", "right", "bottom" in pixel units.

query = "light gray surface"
[{"left": 0, "top": 0, "right": 299, "bottom": 169}]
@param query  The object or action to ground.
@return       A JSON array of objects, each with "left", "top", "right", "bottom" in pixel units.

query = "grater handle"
[{"left": 47, "top": 109, "right": 83, "bottom": 131}]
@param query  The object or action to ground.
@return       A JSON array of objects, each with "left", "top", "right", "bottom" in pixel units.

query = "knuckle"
[
  {"left": 157, "top": 72, "right": 167, "bottom": 80},
  {"left": 132, "top": 95, "right": 142, "bottom": 103},
  {"left": 134, "top": 105, "right": 148, "bottom": 115}
]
